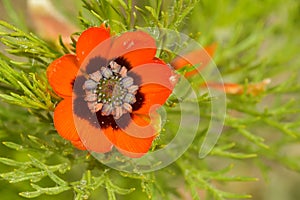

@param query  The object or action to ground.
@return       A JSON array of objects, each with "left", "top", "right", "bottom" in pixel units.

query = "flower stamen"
[{"left": 83, "top": 61, "right": 139, "bottom": 119}]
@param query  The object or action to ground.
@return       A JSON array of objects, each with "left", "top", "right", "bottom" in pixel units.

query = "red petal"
[
  {"left": 128, "top": 60, "right": 175, "bottom": 114},
  {"left": 109, "top": 31, "right": 156, "bottom": 67},
  {"left": 129, "top": 59, "right": 175, "bottom": 89},
  {"left": 171, "top": 43, "right": 217, "bottom": 77},
  {"left": 117, "top": 113, "right": 158, "bottom": 138},
  {"left": 134, "top": 84, "right": 172, "bottom": 115},
  {"left": 103, "top": 125, "right": 156, "bottom": 158},
  {"left": 47, "top": 54, "right": 78, "bottom": 98},
  {"left": 116, "top": 148, "right": 150, "bottom": 158},
  {"left": 71, "top": 140, "right": 87, "bottom": 150},
  {"left": 53, "top": 98, "right": 80, "bottom": 141},
  {"left": 76, "top": 26, "right": 111, "bottom": 64},
  {"left": 73, "top": 113, "right": 113, "bottom": 153}
]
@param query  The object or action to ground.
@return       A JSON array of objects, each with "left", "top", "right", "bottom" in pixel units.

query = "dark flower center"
[{"left": 82, "top": 61, "right": 139, "bottom": 119}]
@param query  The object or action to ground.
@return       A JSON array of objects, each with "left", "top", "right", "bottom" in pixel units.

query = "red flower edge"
[{"left": 47, "top": 25, "right": 175, "bottom": 158}]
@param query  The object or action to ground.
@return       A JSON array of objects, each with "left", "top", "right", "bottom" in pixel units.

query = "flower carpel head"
[{"left": 83, "top": 61, "right": 138, "bottom": 119}]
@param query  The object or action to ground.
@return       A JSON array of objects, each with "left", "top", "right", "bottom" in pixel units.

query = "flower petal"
[
  {"left": 103, "top": 125, "right": 156, "bottom": 158},
  {"left": 116, "top": 147, "right": 150, "bottom": 158},
  {"left": 76, "top": 25, "right": 111, "bottom": 64},
  {"left": 109, "top": 31, "right": 156, "bottom": 67},
  {"left": 129, "top": 59, "right": 175, "bottom": 89},
  {"left": 73, "top": 112, "right": 113, "bottom": 153},
  {"left": 115, "top": 113, "right": 158, "bottom": 138},
  {"left": 47, "top": 54, "right": 78, "bottom": 98},
  {"left": 71, "top": 140, "right": 86, "bottom": 150},
  {"left": 171, "top": 43, "right": 217, "bottom": 77},
  {"left": 53, "top": 98, "right": 80, "bottom": 141},
  {"left": 134, "top": 84, "right": 172, "bottom": 115},
  {"left": 128, "top": 59, "right": 175, "bottom": 114}
]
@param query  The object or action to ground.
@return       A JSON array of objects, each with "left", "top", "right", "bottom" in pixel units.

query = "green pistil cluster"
[
  {"left": 83, "top": 61, "right": 139, "bottom": 119},
  {"left": 96, "top": 76, "right": 125, "bottom": 105}
]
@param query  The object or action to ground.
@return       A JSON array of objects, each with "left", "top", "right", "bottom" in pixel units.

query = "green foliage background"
[{"left": 0, "top": 0, "right": 300, "bottom": 199}]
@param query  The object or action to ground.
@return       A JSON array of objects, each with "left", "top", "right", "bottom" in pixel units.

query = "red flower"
[{"left": 47, "top": 24, "right": 175, "bottom": 158}]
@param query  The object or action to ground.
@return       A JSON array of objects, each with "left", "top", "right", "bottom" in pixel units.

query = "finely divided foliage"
[{"left": 0, "top": 0, "right": 300, "bottom": 199}]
